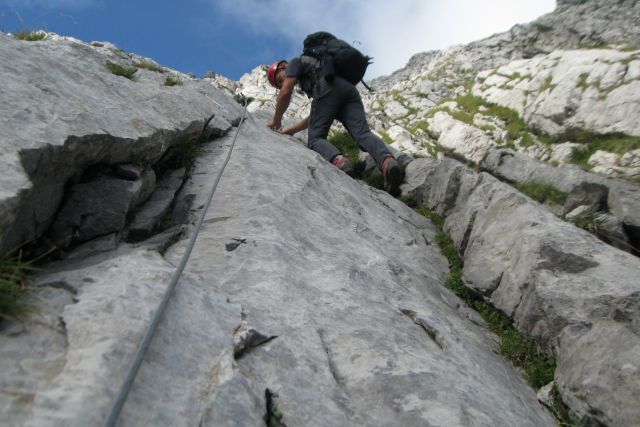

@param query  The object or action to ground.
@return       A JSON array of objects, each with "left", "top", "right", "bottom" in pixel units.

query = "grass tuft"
[
  {"left": 164, "top": 74, "right": 183, "bottom": 87},
  {"left": 515, "top": 181, "right": 568, "bottom": 205},
  {"left": 136, "top": 59, "right": 165, "bottom": 73},
  {"left": 0, "top": 255, "right": 35, "bottom": 321},
  {"left": 13, "top": 30, "right": 46, "bottom": 41},
  {"left": 569, "top": 132, "right": 640, "bottom": 169},
  {"left": 379, "top": 130, "right": 393, "bottom": 145},
  {"left": 328, "top": 131, "right": 366, "bottom": 176},
  {"left": 328, "top": 131, "right": 392, "bottom": 190},
  {"left": 414, "top": 205, "right": 556, "bottom": 390},
  {"left": 106, "top": 61, "right": 138, "bottom": 80}
]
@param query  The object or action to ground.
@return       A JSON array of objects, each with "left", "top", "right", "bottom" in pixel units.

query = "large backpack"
[{"left": 302, "top": 32, "right": 373, "bottom": 91}]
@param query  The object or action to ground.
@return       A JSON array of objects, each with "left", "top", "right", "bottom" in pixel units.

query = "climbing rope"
[{"left": 103, "top": 98, "right": 248, "bottom": 427}]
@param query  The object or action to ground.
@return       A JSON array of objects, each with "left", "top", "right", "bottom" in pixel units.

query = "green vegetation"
[
  {"left": 170, "top": 136, "right": 204, "bottom": 170},
  {"left": 539, "top": 75, "right": 557, "bottom": 93},
  {"left": 452, "top": 93, "right": 545, "bottom": 147},
  {"left": 136, "top": 59, "right": 164, "bottom": 73},
  {"left": 264, "top": 389, "right": 286, "bottom": 427},
  {"left": 0, "top": 255, "right": 34, "bottom": 321},
  {"left": 164, "top": 74, "right": 183, "bottom": 87},
  {"left": 569, "top": 132, "right": 640, "bottom": 169},
  {"left": 620, "top": 45, "right": 640, "bottom": 53},
  {"left": 13, "top": 30, "right": 46, "bottom": 41},
  {"left": 106, "top": 61, "right": 138, "bottom": 80},
  {"left": 514, "top": 181, "right": 568, "bottom": 205},
  {"left": 379, "top": 130, "right": 393, "bottom": 145},
  {"left": 328, "top": 130, "right": 364, "bottom": 174},
  {"left": 414, "top": 205, "right": 556, "bottom": 390},
  {"left": 327, "top": 131, "right": 387, "bottom": 191},
  {"left": 576, "top": 73, "right": 590, "bottom": 89}
]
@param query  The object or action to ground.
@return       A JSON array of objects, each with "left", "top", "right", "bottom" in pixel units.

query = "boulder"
[{"left": 427, "top": 112, "right": 498, "bottom": 163}]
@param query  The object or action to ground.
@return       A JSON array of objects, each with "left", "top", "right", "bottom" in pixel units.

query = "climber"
[{"left": 266, "top": 57, "right": 403, "bottom": 196}]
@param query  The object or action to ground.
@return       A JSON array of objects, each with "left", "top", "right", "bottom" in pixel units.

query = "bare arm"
[
  {"left": 282, "top": 116, "right": 309, "bottom": 135},
  {"left": 267, "top": 76, "right": 298, "bottom": 130}
]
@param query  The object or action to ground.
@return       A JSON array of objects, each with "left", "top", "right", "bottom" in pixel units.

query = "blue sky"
[{"left": 0, "top": 0, "right": 556, "bottom": 80}]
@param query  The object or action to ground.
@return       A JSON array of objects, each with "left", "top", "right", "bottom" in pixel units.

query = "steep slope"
[
  {"left": 1, "top": 1, "right": 640, "bottom": 425},
  {"left": 0, "top": 35, "right": 557, "bottom": 425}
]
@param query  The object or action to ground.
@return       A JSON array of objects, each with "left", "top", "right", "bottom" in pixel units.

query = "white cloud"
[{"left": 214, "top": 0, "right": 556, "bottom": 78}]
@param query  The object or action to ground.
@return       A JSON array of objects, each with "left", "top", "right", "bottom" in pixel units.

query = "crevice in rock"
[
  {"left": 37, "top": 280, "right": 78, "bottom": 296},
  {"left": 225, "top": 238, "right": 247, "bottom": 252},
  {"left": 400, "top": 309, "right": 446, "bottom": 351},
  {"left": 233, "top": 321, "right": 277, "bottom": 360},
  {"left": 7, "top": 119, "right": 232, "bottom": 263},
  {"left": 317, "top": 329, "right": 346, "bottom": 387},
  {"left": 264, "top": 388, "right": 286, "bottom": 427}
]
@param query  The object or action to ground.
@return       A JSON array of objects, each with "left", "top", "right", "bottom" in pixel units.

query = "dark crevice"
[
  {"left": 400, "top": 309, "right": 445, "bottom": 351},
  {"left": 264, "top": 388, "right": 286, "bottom": 427},
  {"left": 233, "top": 322, "right": 278, "bottom": 360}
]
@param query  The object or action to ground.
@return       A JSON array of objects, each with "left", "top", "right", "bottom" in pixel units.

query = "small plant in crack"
[
  {"left": 0, "top": 253, "right": 36, "bottom": 321},
  {"left": 13, "top": 30, "right": 46, "bottom": 41},
  {"left": 414, "top": 204, "right": 556, "bottom": 390},
  {"left": 264, "top": 388, "right": 286, "bottom": 427},
  {"left": 514, "top": 181, "right": 568, "bottom": 205},
  {"left": 164, "top": 74, "right": 183, "bottom": 87},
  {"left": 106, "top": 61, "right": 138, "bottom": 80}
]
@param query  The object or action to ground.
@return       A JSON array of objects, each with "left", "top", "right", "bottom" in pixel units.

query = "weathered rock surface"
[
  {"left": 473, "top": 49, "right": 640, "bottom": 138},
  {"left": 48, "top": 169, "right": 155, "bottom": 248},
  {"left": 402, "top": 157, "right": 640, "bottom": 426},
  {"left": 428, "top": 112, "right": 498, "bottom": 163},
  {"left": 0, "top": 33, "right": 243, "bottom": 257},
  {"left": 0, "top": 114, "right": 556, "bottom": 426},
  {"left": 481, "top": 148, "right": 640, "bottom": 248},
  {"left": 126, "top": 168, "right": 186, "bottom": 241}
]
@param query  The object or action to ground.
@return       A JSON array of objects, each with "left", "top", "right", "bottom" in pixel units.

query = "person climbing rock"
[{"left": 266, "top": 46, "right": 403, "bottom": 196}]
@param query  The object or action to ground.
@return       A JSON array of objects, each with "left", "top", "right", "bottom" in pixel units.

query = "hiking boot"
[
  {"left": 382, "top": 156, "right": 403, "bottom": 197},
  {"left": 331, "top": 154, "right": 354, "bottom": 176}
]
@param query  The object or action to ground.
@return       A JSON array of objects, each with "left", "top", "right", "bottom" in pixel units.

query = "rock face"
[
  {"left": 481, "top": 148, "right": 640, "bottom": 248},
  {"left": 0, "top": 112, "right": 556, "bottom": 426},
  {"left": 0, "top": 32, "right": 243, "bottom": 257},
  {"left": 402, "top": 158, "right": 640, "bottom": 426},
  {"left": 473, "top": 49, "right": 640, "bottom": 138},
  {"left": 2, "top": 1, "right": 640, "bottom": 426}
]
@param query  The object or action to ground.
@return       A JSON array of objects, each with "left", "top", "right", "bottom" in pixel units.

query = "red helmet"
[{"left": 267, "top": 60, "right": 287, "bottom": 88}]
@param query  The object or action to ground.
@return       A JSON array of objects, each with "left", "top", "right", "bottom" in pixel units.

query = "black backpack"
[{"left": 302, "top": 32, "right": 373, "bottom": 91}]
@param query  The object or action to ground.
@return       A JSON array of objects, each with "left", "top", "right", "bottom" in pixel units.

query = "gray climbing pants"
[{"left": 307, "top": 77, "right": 392, "bottom": 169}]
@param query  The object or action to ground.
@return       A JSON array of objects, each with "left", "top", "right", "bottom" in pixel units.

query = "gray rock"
[
  {"left": 593, "top": 212, "right": 632, "bottom": 252},
  {"left": 0, "top": 34, "right": 243, "bottom": 257},
  {"left": 562, "top": 182, "right": 608, "bottom": 215},
  {"left": 482, "top": 148, "right": 640, "bottom": 250},
  {"left": 564, "top": 205, "right": 594, "bottom": 222},
  {"left": 403, "top": 157, "right": 640, "bottom": 426},
  {"left": 536, "top": 382, "right": 555, "bottom": 409},
  {"left": 428, "top": 112, "right": 497, "bottom": 163},
  {"left": 0, "top": 119, "right": 556, "bottom": 426},
  {"left": 126, "top": 168, "right": 186, "bottom": 241},
  {"left": 608, "top": 182, "right": 640, "bottom": 243},
  {"left": 47, "top": 173, "right": 151, "bottom": 248}
]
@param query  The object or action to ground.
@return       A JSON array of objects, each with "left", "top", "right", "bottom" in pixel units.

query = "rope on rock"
[{"left": 103, "top": 98, "right": 248, "bottom": 427}]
